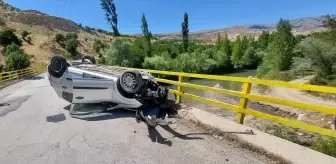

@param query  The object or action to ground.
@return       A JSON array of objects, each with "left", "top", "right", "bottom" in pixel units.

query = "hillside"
[
  {"left": 0, "top": 2, "right": 114, "bottom": 69},
  {"left": 156, "top": 15, "right": 334, "bottom": 41}
]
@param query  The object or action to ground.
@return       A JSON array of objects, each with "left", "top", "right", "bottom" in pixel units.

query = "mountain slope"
[
  {"left": 0, "top": 2, "right": 114, "bottom": 68},
  {"left": 156, "top": 15, "right": 334, "bottom": 41}
]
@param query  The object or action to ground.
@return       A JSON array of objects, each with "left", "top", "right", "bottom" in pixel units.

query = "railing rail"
[
  {"left": 110, "top": 65, "right": 336, "bottom": 137},
  {"left": 0, "top": 68, "right": 38, "bottom": 86}
]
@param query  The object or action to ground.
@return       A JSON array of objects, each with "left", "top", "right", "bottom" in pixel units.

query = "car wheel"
[
  {"left": 119, "top": 70, "right": 143, "bottom": 94},
  {"left": 82, "top": 55, "right": 96, "bottom": 64},
  {"left": 48, "top": 55, "right": 68, "bottom": 78}
]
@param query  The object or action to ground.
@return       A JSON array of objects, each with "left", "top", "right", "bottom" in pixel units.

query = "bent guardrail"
[
  {"left": 110, "top": 65, "right": 336, "bottom": 138},
  {"left": 0, "top": 68, "right": 37, "bottom": 86}
]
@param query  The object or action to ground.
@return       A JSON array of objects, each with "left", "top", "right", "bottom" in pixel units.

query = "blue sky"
[{"left": 4, "top": 0, "right": 336, "bottom": 34}]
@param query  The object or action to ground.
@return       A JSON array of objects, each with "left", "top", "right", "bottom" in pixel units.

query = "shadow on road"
[
  {"left": 27, "top": 76, "right": 44, "bottom": 80},
  {"left": 46, "top": 113, "right": 66, "bottom": 123},
  {"left": 147, "top": 125, "right": 205, "bottom": 147}
]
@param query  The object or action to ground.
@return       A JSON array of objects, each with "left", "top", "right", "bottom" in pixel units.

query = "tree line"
[{"left": 99, "top": 0, "right": 336, "bottom": 86}]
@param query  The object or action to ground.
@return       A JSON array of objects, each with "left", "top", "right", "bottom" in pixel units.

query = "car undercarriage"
[{"left": 47, "top": 55, "right": 177, "bottom": 127}]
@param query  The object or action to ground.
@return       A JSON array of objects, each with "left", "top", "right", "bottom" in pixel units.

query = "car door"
[{"left": 72, "top": 72, "right": 114, "bottom": 104}]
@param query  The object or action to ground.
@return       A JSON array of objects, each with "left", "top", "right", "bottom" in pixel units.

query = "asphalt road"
[{"left": 0, "top": 74, "right": 276, "bottom": 164}]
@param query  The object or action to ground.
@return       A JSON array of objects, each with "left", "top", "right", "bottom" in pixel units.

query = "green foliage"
[
  {"left": 55, "top": 33, "right": 65, "bottom": 43},
  {"left": 106, "top": 38, "right": 141, "bottom": 67},
  {"left": 257, "top": 18, "right": 297, "bottom": 78},
  {"left": 93, "top": 39, "right": 104, "bottom": 54},
  {"left": 61, "top": 51, "right": 72, "bottom": 59},
  {"left": 312, "top": 136, "right": 336, "bottom": 157},
  {"left": 143, "top": 51, "right": 172, "bottom": 71},
  {"left": 21, "top": 30, "right": 29, "bottom": 40},
  {"left": 0, "top": 28, "right": 22, "bottom": 47},
  {"left": 257, "top": 30, "right": 270, "bottom": 50},
  {"left": 65, "top": 33, "right": 78, "bottom": 40},
  {"left": 141, "top": 13, "right": 152, "bottom": 56},
  {"left": 5, "top": 43, "right": 23, "bottom": 55},
  {"left": 231, "top": 36, "right": 244, "bottom": 68},
  {"left": 141, "top": 13, "right": 152, "bottom": 43},
  {"left": 241, "top": 46, "right": 260, "bottom": 68},
  {"left": 5, "top": 44, "right": 30, "bottom": 71},
  {"left": 101, "top": 0, "right": 120, "bottom": 36},
  {"left": 295, "top": 37, "right": 336, "bottom": 76},
  {"left": 181, "top": 12, "right": 189, "bottom": 51},
  {"left": 222, "top": 33, "right": 232, "bottom": 58},
  {"left": 65, "top": 38, "right": 78, "bottom": 56},
  {"left": 97, "top": 56, "right": 106, "bottom": 64}
]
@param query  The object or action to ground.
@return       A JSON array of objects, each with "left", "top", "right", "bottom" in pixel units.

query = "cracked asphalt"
[{"left": 0, "top": 74, "right": 277, "bottom": 164}]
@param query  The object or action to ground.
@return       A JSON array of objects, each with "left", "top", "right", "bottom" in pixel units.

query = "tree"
[
  {"left": 101, "top": 0, "right": 120, "bottom": 36},
  {"left": 106, "top": 38, "right": 141, "bottom": 67},
  {"left": 257, "top": 30, "right": 270, "bottom": 50},
  {"left": 216, "top": 33, "right": 221, "bottom": 50},
  {"left": 272, "top": 18, "right": 297, "bottom": 70},
  {"left": 141, "top": 13, "right": 152, "bottom": 56},
  {"left": 0, "top": 28, "right": 22, "bottom": 47},
  {"left": 231, "top": 36, "right": 243, "bottom": 68},
  {"left": 141, "top": 13, "right": 152, "bottom": 42},
  {"left": 241, "top": 46, "right": 259, "bottom": 68},
  {"left": 323, "top": 15, "right": 336, "bottom": 30},
  {"left": 257, "top": 18, "right": 297, "bottom": 78},
  {"left": 21, "top": 30, "right": 29, "bottom": 40},
  {"left": 222, "top": 33, "right": 232, "bottom": 57},
  {"left": 181, "top": 12, "right": 189, "bottom": 51},
  {"left": 295, "top": 37, "right": 336, "bottom": 76},
  {"left": 65, "top": 38, "right": 78, "bottom": 56}
]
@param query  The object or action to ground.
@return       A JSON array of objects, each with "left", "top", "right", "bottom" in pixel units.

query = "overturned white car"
[{"left": 47, "top": 55, "right": 175, "bottom": 126}]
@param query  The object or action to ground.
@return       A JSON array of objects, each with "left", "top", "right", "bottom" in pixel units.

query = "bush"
[
  {"left": 21, "top": 30, "right": 29, "bottom": 40},
  {"left": 5, "top": 51, "right": 30, "bottom": 71},
  {"left": 93, "top": 39, "right": 104, "bottom": 54},
  {"left": 5, "top": 43, "right": 23, "bottom": 55},
  {"left": 312, "top": 136, "right": 336, "bottom": 157},
  {"left": 97, "top": 56, "right": 106, "bottom": 64},
  {"left": 106, "top": 38, "right": 141, "bottom": 67},
  {"left": 65, "top": 38, "right": 78, "bottom": 56},
  {"left": 0, "top": 18, "right": 6, "bottom": 26},
  {"left": 55, "top": 33, "right": 65, "bottom": 43},
  {"left": 0, "top": 28, "right": 22, "bottom": 47},
  {"left": 66, "top": 33, "right": 78, "bottom": 40}
]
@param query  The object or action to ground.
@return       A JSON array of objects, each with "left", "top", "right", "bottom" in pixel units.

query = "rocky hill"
[{"left": 156, "top": 15, "right": 335, "bottom": 41}]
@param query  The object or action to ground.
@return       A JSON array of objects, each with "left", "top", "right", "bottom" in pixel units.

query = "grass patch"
[{"left": 312, "top": 136, "right": 336, "bottom": 157}]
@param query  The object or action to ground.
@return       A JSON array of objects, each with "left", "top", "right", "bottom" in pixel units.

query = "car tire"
[
  {"left": 82, "top": 55, "right": 96, "bottom": 64},
  {"left": 119, "top": 70, "right": 143, "bottom": 94},
  {"left": 48, "top": 55, "right": 68, "bottom": 78}
]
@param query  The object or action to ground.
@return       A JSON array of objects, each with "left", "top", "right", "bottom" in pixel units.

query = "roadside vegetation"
[{"left": 0, "top": 27, "right": 30, "bottom": 71}]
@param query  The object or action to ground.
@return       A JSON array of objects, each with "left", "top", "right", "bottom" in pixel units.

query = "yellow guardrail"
[
  {"left": 110, "top": 65, "right": 336, "bottom": 138},
  {"left": 0, "top": 68, "right": 37, "bottom": 86}
]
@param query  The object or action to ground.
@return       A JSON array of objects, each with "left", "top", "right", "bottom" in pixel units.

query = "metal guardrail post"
[
  {"left": 236, "top": 82, "right": 252, "bottom": 124},
  {"left": 176, "top": 75, "right": 183, "bottom": 103}
]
